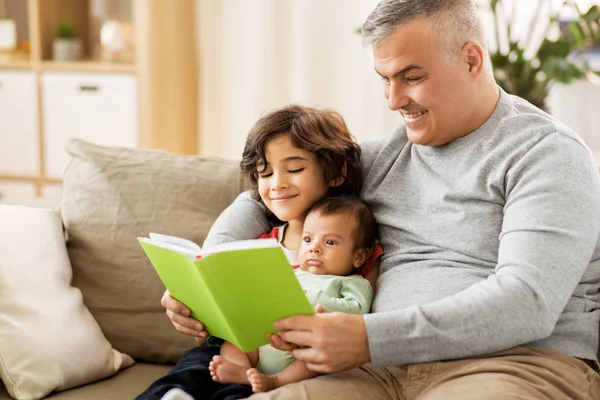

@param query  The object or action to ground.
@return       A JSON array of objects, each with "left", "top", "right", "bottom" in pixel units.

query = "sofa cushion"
[
  {"left": 0, "top": 206, "right": 134, "bottom": 400},
  {"left": 61, "top": 139, "right": 246, "bottom": 364},
  {"left": 0, "top": 363, "right": 171, "bottom": 400}
]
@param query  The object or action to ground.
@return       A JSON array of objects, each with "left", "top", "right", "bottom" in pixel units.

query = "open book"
[{"left": 138, "top": 233, "right": 313, "bottom": 352}]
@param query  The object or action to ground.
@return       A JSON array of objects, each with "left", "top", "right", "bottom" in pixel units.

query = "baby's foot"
[
  {"left": 208, "top": 355, "right": 250, "bottom": 384},
  {"left": 247, "top": 368, "right": 279, "bottom": 393}
]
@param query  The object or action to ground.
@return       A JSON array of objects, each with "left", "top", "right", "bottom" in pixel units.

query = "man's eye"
[
  {"left": 381, "top": 77, "right": 390, "bottom": 85},
  {"left": 289, "top": 168, "right": 304, "bottom": 174},
  {"left": 325, "top": 240, "right": 336, "bottom": 246},
  {"left": 406, "top": 77, "right": 422, "bottom": 82}
]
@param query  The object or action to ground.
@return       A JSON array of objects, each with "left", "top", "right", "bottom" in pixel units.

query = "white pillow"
[{"left": 0, "top": 206, "right": 134, "bottom": 400}]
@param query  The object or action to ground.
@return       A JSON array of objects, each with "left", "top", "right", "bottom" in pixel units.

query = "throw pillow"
[
  {"left": 61, "top": 139, "right": 246, "bottom": 363},
  {"left": 0, "top": 206, "right": 134, "bottom": 400}
]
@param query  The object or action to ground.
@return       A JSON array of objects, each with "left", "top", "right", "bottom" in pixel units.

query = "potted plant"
[
  {"left": 483, "top": 0, "right": 600, "bottom": 110},
  {"left": 53, "top": 21, "right": 81, "bottom": 62}
]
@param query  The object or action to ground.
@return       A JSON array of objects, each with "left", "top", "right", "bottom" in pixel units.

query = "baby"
[{"left": 209, "top": 195, "right": 376, "bottom": 392}]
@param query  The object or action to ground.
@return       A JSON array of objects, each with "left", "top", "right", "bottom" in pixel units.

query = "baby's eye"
[
  {"left": 325, "top": 240, "right": 337, "bottom": 246},
  {"left": 288, "top": 168, "right": 304, "bottom": 174},
  {"left": 303, "top": 237, "right": 312, "bottom": 243}
]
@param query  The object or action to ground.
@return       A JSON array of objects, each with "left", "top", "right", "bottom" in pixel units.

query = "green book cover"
[{"left": 138, "top": 235, "right": 314, "bottom": 352}]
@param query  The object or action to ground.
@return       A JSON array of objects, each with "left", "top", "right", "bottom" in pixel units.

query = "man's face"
[{"left": 373, "top": 20, "right": 474, "bottom": 146}]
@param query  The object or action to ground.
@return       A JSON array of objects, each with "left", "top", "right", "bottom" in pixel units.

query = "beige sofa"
[
  {"left": 0, "top": 139, "right": 247, "bottom": 400},
  {"left": 1, "top": 139, "right": 598, "bottom": 400}
]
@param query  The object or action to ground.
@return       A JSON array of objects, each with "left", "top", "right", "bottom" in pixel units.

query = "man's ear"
[
  {"left": 353, "top": 248, "right": 371, "bottom": 268},
  {"left": 462, "top": 41, "right": 485, "bottom": 77},
  {"left": 329, "top": 163, "right": 347, "bottom": 188}
]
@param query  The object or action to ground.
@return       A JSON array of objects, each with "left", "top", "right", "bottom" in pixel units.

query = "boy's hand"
[{"left": 161, "top": 289, "right": 209, "bottom": 345}]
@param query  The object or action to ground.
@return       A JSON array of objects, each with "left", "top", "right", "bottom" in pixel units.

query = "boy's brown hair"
[
  {"left": 307, "top": 195, "right": 376, "bottom": 250},
  {"left": 240, "top": 105, "right": 362, "bottom": 201}
]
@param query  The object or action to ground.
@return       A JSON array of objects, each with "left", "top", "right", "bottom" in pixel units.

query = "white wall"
[
  {"left": 196, "top": 0, "right": 400, "bottom": 159},
  {"left": 196, "top": 0, "right": 600, "bottom": 159}
]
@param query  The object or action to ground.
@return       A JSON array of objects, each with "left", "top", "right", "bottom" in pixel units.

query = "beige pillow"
[
  {"left": 0, "top": 206, "right": 134, "bottom": 400},
  {"left": 61, "top": 139, "right": 246, "bottom": 364}
]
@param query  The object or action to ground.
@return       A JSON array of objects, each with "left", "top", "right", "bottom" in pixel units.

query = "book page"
[
  {"left": 138, "top": 237, "right": 200, "bottom": 260},
  {"left": 204, "top": 238, "right": 279, "bottom": 255},
  {"left": 149, "top": 233, "right": 202, "bottom": 252}
]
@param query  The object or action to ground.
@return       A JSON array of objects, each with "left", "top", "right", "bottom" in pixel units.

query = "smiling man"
[{"left": 160, "top": 1, "right": 600, "bottom": 399}]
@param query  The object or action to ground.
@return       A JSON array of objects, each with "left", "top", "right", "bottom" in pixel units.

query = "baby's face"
[{"left": 298, "top": 212, "right": 361, "bottom": 276}]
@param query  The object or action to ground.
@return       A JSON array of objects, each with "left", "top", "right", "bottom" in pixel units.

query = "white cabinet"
[
  {"left": 0, "top": 71, "right": 39, "bottom": 176},
  {"left": 41, "top": 72, "right": 139, "bottom": 178}
]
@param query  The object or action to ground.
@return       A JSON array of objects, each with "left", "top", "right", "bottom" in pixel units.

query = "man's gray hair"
[{"left": 362, "top": 0, "right": 486, "bottom": 64}]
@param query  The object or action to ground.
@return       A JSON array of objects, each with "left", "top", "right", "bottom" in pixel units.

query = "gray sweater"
[{"left": 204, "top": 88, "right": 600, "bottom": 367}]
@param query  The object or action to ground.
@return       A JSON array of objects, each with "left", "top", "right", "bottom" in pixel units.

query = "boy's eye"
[
  {"left": 325, "top": 240, "right": 336, "bottom": 246},
  {"left": 258, "top": 172, "right": 273, "bottom": 178},
  {"left": 288, "top": 168, "right": 304, "bottom": 174}
]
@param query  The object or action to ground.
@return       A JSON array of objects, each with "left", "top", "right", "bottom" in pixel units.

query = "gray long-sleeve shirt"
[{"left": 204, "top": 88, "right": 600, "bottom": 367}]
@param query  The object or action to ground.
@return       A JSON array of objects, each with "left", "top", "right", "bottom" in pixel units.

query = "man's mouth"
[{"left": 402, "top": 110, "right": 428, "bottom": 120}]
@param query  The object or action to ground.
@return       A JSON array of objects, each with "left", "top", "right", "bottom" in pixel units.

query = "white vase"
[{"left": 53, "top": 38, "right": 82, "bottom": 62}]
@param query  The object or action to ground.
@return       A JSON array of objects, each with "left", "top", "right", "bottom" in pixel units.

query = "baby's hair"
[
  {"left": 240, "top": 105, "right": 362, "bottom": 201},
  {"left": 307, "top": 195, "right": 376, "bottom": 250}
]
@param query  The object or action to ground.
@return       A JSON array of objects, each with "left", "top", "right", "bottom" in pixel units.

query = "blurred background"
[{"left": 0, "top": 0, "right": 598, "bottom": 204}]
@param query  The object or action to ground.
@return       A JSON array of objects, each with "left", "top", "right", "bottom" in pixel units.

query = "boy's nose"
[{"left": 271, "top": 174, "right": 288, "bottom": 190}]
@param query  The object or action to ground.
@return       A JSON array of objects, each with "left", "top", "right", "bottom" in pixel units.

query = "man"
[{"left": 161, "top": 0, "right": 600, "bottom": 399}]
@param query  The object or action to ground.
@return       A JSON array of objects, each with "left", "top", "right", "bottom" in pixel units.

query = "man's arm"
[
  {"left": 203, "top": 191, "right": 271, "bottom": 248},
  {"left": 365, "top": 133, "right": 600, "bottom": 367}
]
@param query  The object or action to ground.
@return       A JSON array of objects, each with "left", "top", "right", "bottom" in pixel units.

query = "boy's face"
[
  {"left": 257, "top": 135, "right": 330, "bottom": 224},
  {"left": 298, "top": 212, "right": 369, "bottom": 276}
]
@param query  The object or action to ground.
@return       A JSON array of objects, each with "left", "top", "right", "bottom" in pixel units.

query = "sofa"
[
  {"left": 0, "top": 139, "right": 248, "bottom": 400},
  {"left": 1, "top": 139, "right": 598, "bottom": 400}
]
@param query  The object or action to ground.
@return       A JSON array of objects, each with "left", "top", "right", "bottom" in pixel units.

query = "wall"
[{"left": 196, "top": 0, "right": 400, "bottom": 160}]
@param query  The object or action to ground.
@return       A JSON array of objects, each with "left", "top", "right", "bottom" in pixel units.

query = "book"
[{"left": 138, "top": 234, "right": 314, "bottom": 352}]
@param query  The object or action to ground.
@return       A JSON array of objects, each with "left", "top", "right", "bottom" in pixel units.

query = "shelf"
[
  {"left": 40, "top": 60, "right": 137, "bottom": 74},
  {"left": 0, "top": 60, "right": 34, "bottom": 70},
  {"left": 0, "top": 52, "right": 33, "bottom": 70},
  {"left": 0, "top": 174, "right": 39, "bottom": 183},
  {"left": 0, "top": 175, "right": 62, "bottom": 184}
]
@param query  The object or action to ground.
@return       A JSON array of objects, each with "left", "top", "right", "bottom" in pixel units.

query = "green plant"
[
  {"left": 485, "top": 0, "right": 600, "bottom": 109},
  {"left": 56, "top": 21, "right": 78, "bottom": 40}
]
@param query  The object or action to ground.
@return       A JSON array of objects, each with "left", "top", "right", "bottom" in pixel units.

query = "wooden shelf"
[
  {"left": 0, "top": 174, "right": 39, "bottom": 182},
  {"left": 40, "top": 60, "right": 137, "bottom": 74},
  {"left": 0, "top": 54, "right": 34, "bottom": 70},
  {"left": 0, "top": 0, "right": 198, "bottom": 202}
]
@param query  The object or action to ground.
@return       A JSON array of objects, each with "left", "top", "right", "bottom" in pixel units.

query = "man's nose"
[{"left": 387, "top": 82, "right": 410, "bottom": 111}]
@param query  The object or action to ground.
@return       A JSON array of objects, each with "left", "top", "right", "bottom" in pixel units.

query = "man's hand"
[
  {"left": 268, "top": 304, "right": 371, "bottom": 374},
  {"left": 161, "top": 289, "right": 209, "bottom": 345}
]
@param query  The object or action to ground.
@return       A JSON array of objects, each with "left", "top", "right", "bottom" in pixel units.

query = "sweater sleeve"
[
  {"left": 305, "top": 276, "right": 374, "bottom": 315},
  {"left": 364, "top": 132, "right": 600, "bottom": 367},
  {"left": 202, "top": 191, "right": 271, "bottom": 248}
]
